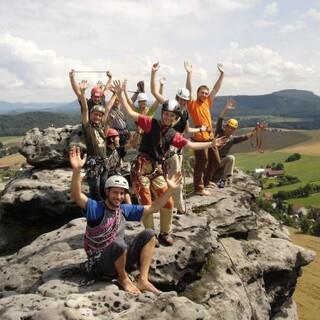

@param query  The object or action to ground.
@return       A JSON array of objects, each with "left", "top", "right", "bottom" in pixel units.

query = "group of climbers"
[{"left": 68, "top": 62, "right": 261, "bottom": 295}]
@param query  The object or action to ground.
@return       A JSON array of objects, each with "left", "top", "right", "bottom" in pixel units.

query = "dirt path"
[{"left": 289, "top": 227, "right": 320, "bottom": 320}]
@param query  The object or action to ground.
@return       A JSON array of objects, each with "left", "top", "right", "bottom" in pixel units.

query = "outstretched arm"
[
  {"left": 150, "top": 62, "right": 166, "bottom": 104},
  {"left": 70, "top": 146, "right": 88, "bottom": 209},
  {"left": 219, "top": 98, "right": 236, "bottom": 118},
  {"left": 184, "top": 61, "right": 193, "bottom": 100},
  {"left": 79, "top": 80, "right": 89, "bottom": 125},
  {"left": 112, "top": 80, "right": 141, "bottom": 121},
  {"left": 143, "top": 173, "right": 182, "bottom": 215},
  {"left": 184, "top": 136, "right": 227, "bottom": 151},
  {"left": 210, "top": 63, "right": 224, "bottom": 100},
  {"left": 69, "top": 69, "right": 81, "bottom": 100},
  {"left": 184, "top": 121, "right": 207, "bottom": 134},
  {"left": 102, "top": 71, "right": 113, "bottom": 94}
]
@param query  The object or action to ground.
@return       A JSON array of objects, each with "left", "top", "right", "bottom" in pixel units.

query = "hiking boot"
[
  {"left": 217, "top": 178, "right": 226, "bottom": 188},
  {"left": 158, "top": 233, "right": 174, "bottom": 246}
]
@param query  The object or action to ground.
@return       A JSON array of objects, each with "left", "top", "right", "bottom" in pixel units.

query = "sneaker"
[
  {"left": 158, "top": 233, "right": 174, "bottom": 246},
  {"left": 217, "top": 178, "right": 226, "bottom": 188}
]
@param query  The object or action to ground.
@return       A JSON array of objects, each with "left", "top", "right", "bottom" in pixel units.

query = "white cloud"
[
  {"left": 280, "top": 21, "right": 306, "bottom": 33},
  {"left": 306, "top": 8, "right": 320, "bottom": 24},
  {"left": 219, "top": 45, "right": 315, "bottom": 94},
  {"left": 264, "top": 1, "right": 278, "bottom": 17},
  {"left": 255, "top": 19, "right": 278, "bottom": 28}
]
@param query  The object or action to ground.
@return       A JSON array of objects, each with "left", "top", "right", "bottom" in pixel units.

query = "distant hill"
[
  {"left": 0, "top": 112, "right": 80, "bottom": 136},
  {"left": 213, "top": 89, "right": 320, "bottom": 118},
  {"left": 0, "top": 100, "right": 78, "bottom": 114}
]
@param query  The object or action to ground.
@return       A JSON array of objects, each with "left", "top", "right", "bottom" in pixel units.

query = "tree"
[{"left": 300, "top": 216, "right": 313, "bottom": 234}]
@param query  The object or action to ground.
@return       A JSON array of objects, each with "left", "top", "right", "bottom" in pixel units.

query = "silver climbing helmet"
[
  {"left": 162, "top": 99, "right": 182, "bottom": 117},
  {"left": 91, "top": 105, "right": 105, "bottom": 114},
  {"left": 176, "top": 88, "right": 190, "bottom": 101},
  {"left": 104, "top": 175, "right": 129, "bottom": 191}
]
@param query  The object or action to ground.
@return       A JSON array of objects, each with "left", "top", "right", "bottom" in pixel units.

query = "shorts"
[{"left": 92, "top": 229, "right": 156, "bottom": 280}]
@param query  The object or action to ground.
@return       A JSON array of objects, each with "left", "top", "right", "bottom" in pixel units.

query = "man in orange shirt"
[{"left": 185, "top": 61, "right": 224, "bottom": 195}]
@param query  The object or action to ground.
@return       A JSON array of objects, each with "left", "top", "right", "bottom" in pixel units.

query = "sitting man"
[
  {"left": 70, "top": 146, "right": 182, "bottom": 295},
  {"left": 213, "top": 100, "right": 258, "bottom": 188}
]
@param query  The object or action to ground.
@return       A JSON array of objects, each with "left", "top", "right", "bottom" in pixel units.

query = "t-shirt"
[
  {"left": 84, "top": 199, "right": 144, "bottom": 239},
  {"left": 187, "top": 96, "right": 214, "bottom": 142},
  {"left": 107, "top": 106, "right": 128, "bottom": 131},
  {"left": 215, "top": 117, "right": 248, "bottom": 157},
  {"left": 137, "top": 115, "right": 188, "bottom": 149},
  {"left": 82, "top": 122, "right": 106, "bottom": 158}
]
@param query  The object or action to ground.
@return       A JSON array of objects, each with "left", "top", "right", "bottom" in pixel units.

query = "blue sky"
[{"left": 0, "top": 0, "right": 319, "bottom": 102}]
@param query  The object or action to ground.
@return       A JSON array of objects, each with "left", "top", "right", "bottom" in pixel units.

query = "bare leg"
[
  {"left": 114, "top": 251, "right": 141, "bottom": 294},
  {"left": 137, "top": 236, "right": 161, "bottom": 295}
]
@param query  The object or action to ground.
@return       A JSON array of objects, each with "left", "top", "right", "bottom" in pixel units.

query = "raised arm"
[
  {"left": 210, "top": 63, "right": 224, "bottom": 100},
  {"left": 184, "top": 61, "right": 193, "bottom": 100},
  {"left": 103, "top": 71, "right": 113, "bottom": 93},
  {"left": 219, "top": 98, "right": 236, "bottom": 118},
  {"left": 70, "top": 146, "right": 88, "bottom": 209},
  {"left": 150, "top": 62, "right": 166, "bottom": 104},
  {"left": 112, "top": 80, "right": 141, "bottom": 121},
  {"left": 69, "top": 69, "right": 81, "bottom": 100},
  {"left": 149, "top": 76, "right": 166, "bottom": 115},
  {"left": 79, "top": 80, "right": 89, "bottom": 124},
  {"left": 102, "top": 92, "right": 117, "bottom": 124},
  {"left": 123, "top": 79, "right": 135, "bottom": 109},
  {"left": 143, "top": 173, "right": 182, "bottom": 215}
]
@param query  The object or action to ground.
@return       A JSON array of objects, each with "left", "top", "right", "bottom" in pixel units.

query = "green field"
[
  {"left": 0, "top": 136, "right": 23, "bottom": 145},
  {"left": 236, "top": 151, "right": 320, "bottom": 207}
]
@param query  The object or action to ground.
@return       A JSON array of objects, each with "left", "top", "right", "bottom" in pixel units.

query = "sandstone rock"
[
  {"left": 19, "top": 125, "right": 86, "bottom": 168},
  {"left": 0, "top": 168, "right": 87, "bottom": 222},
  {"left": 0, "top": 181, "right": 315, "bottom": 319}
]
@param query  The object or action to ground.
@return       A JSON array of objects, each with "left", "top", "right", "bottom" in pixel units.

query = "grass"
[
  {"left": 289, "top": 227, "right": 320, "bottom": 320},
  {"left": 279, "top": 129, "right": 320, "bottom": 156},
  {"left": 236, "top": 151, "right": 320, "bottom": 207},
  {"left": 0, "top": 153, "right": 25, "bottom": 168},
  {"left": 288, "top": 193, "right": 320, "bottom": 208},
  {"left": 0, "top": 136, "right": 23, "bottom": 145}
]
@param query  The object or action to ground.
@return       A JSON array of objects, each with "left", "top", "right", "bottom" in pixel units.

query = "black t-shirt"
[{"left": 173, "top": 110, "right": 188, "bottom": 133}]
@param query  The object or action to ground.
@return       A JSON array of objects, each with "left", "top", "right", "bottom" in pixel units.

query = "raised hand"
[
  {"left": 159, "top": 77, "right": 166, "bottom": 86},
  {"left": 184, "top": 61, "right": 192, "bottom": 73},
  {"left": 212, "top": 136, "right": 228, "bottom": 148},
  {"left": 111, "top": 80, "right": 123, "bottom": 95},
  {"left": 69, "top": 146, "right": 87, "bottom": 171},
  {"left": 96, "top": 80, "right": 103, "bottom": 89},
  {"left": 106, "top": 71, "right": 112, "bottom": 78},
  {"left": 69, "top": 69, "right": 75, "bottom": 78},
  {"left": 79, "top": 80, "right": 88, "bottom": 92},
  {"left": 225, "top": 98, "right": 236, "bottom": 110},
  {"left": 152, "top": 62, "right": 160, "bottom": 72},
  {"left": 166, "top": 172, "right": 182, "bottom": 190},
  {"left": 217, "top": 63, "right": 224, "bottom": 74}
]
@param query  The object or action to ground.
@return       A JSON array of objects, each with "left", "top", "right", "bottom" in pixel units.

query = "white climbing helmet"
[
  {"left": 162, "top": 99, "right": 182, "bottom": 117},
  {"left": 137, "top": 93, "right": 148, "bottom": 102},
  {"left": 104, "top": 175, "right": 129, "bottom": 191},
  {"left": 176, "top": 88, "right": 190, "bottom": 101}
]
